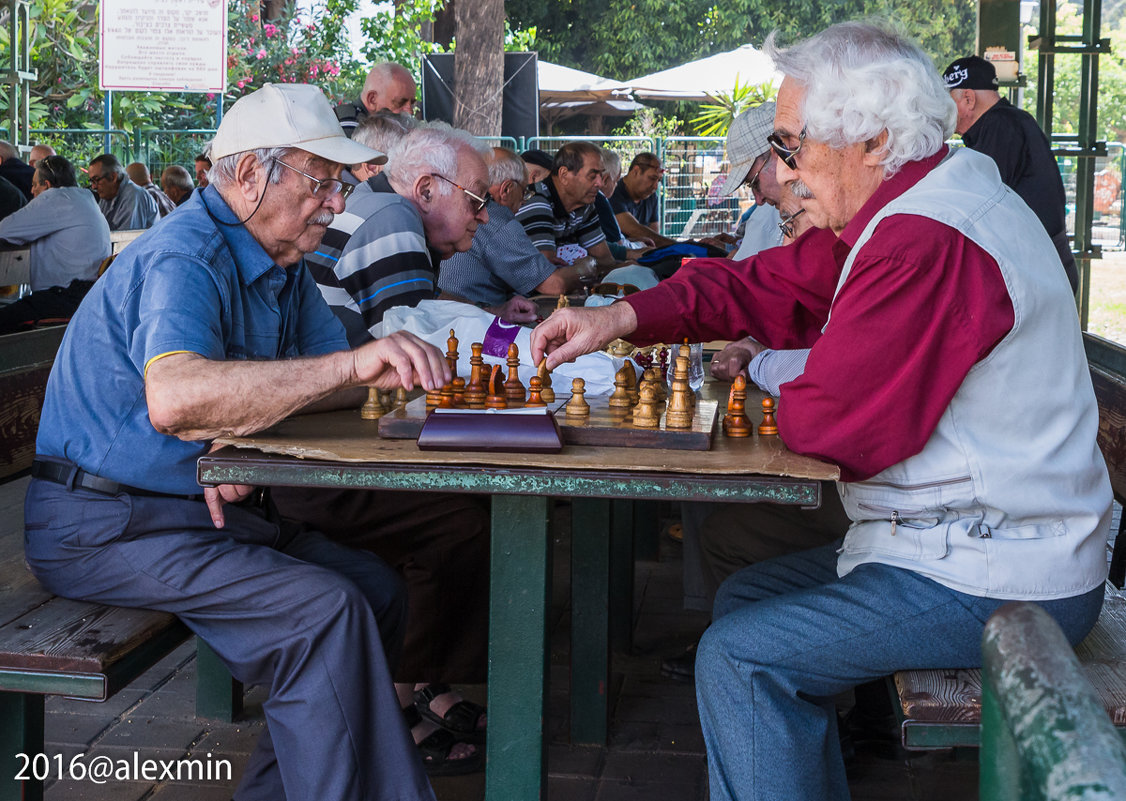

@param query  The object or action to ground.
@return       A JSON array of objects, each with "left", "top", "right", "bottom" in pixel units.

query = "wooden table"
[{"left": 197, "top": 384, "right": 839, "bottom": 801}]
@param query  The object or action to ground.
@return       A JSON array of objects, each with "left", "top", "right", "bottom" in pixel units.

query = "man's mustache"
[
  {"left": 791, "top": 180, "right": 814, "bottom": 199},
  {"left": 309, "top": 211, "right": 334, "bottom": 226}
]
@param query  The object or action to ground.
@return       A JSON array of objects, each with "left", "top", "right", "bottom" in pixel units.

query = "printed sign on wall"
[{"left": 101, "top": 0, "right": 227, "bottom": 92}]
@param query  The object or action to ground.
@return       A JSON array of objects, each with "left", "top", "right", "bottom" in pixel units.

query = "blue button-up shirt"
[{"left": 36, "top": 186, "right": 349, "bottom": 494}]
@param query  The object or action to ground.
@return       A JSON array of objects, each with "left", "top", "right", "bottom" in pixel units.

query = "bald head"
[
  {"left": 361, "top": 62, "right": 417, "bottom": 116},
  {"left": 126, "top": 162, "right": 152, "bottom": 186},
  {"left": 28, "top": 144, "right": 55, "bottom": 168}
]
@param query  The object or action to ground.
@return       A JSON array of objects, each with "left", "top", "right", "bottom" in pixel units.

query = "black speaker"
[{"left": 421, "top": 52, "right": 539, "bottom": 141}]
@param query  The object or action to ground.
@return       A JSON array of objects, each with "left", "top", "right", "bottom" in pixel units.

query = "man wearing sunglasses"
[
  {"left": 87, "top": 152, "right": 159, "bottom": 231},
  {"left": 25, "top": 83, "right": 450, "bottom": 801},
  {"left": 534, "top": 22, "right": 1108, "bottom": 801}
]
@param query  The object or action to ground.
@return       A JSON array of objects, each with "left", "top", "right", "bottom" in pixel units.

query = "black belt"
[{"left": 31, "top": 459, "right": 202, "bottom": 502}]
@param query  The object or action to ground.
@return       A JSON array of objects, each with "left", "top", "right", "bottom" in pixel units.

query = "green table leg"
[
  {"left": 0, "top": 692, "right": 43, "bottom": 801},
  {"left": 570, "top": 499, "right": 611, "bottom": 745},
  {"left": 195, "top": 638, "right": 243, "bottom": 722},
  {"left": 610, "top": 500, "right": 634, "bottom": 653},
  {"left": 632, "top": 499, "right": 660, "bottom": 562},
  {"left": 486, "top": 494, "right": 551, "bottom": 801}
]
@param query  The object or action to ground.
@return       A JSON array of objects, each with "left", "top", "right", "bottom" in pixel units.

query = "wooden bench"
[
  {"left": 0, "top": 323, "right": 240, "bottom": 801},
  {"left": 892, "top": 331, "right": 1126, "bottom": 750}
]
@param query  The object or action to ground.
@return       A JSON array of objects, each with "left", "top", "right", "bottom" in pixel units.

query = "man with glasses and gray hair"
[
  {"left": 87, "top": 152, "right": 158, "bottom": 230},
  {"left": 533, "top": 22, "right": 1109, "bottom": 800},
  {"left": 25, "top": 82, "right": 450, "bottom": 801}
]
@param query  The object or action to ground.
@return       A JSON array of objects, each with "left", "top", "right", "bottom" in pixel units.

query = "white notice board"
[{"left": 100, "top": 0, "right": 228, "bottom": 92}]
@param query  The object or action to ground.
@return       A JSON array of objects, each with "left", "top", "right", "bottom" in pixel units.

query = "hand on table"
[
  {"left": 531, "top": 302, "right": 637, "bottom": 370},
  {"left": 710, "top": 337, "right": 768, "bottom": 381},
  {"left": 351, "top": 331, "right": 450, "bottom": 394},
  {"left": 491, "top": 295, "right": 538, "bottom": 324}
]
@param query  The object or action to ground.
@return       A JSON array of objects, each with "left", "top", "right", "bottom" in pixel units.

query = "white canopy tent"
[
  {"left": 537, "top": 60, "right": 633, "bottom": 103},
  {"left": 627, "top": 44, "right": 780, "bottom": 102}
]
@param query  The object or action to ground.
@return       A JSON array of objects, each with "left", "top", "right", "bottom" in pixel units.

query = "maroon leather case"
[{"left": 417, "top": 409, "right": 564, "bottom": 453}]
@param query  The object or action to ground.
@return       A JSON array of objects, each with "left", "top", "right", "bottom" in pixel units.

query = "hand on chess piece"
[
  {"left": 351, "top": 331, "right": 450, "bottom": 393},
  {"left": 531, "top": 302, "right": 638, "bottom": 370},
  {"left": 711, "top": 336, "right": 768, "bottom": 382}
]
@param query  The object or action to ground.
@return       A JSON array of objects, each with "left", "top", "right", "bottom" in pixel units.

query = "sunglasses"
[
  {"left": 591, "top": 282, "right": 641, "bottom": 296},
  {"left": 767, "top": 126, "right": 807, "bottom": 170},
  {"left": 431, "top": 173, "right": 490, "bottom": 213},
  {"left": 274, "top": 159, "right": 354, "bottom": 201}
]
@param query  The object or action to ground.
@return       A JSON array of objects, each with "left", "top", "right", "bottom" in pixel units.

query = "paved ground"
[{"left": 4, "top": 476, "right": 996, "bottom": 800}]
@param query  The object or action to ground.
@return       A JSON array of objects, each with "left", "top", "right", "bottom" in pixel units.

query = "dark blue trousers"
[{"left": 24, "top": 478, "right": 435, "bottom": 801}]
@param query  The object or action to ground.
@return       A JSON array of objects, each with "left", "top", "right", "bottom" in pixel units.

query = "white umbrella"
[
  {"left": 628, "top": 44, "right": 780, "bottom": 102},
  {"left": 538, "top": 61, "right": 632, "bottom": 103}
]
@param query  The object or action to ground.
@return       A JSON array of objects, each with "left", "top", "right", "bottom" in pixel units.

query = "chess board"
[{"left": 378, "top": 394, "right": 720, "bottom": 451}]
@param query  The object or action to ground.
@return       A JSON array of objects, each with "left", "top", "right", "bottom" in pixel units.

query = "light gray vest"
[{"left": 832, "top": 148, "right": 1110, "bottom": 600}]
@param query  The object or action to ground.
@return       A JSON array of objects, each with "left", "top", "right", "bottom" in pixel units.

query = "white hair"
[
  {"left": 385, "top": 121, "right": 489, "bottom": 197},
  {"left": 487, "top": 147, "right": 526, "bottom": 187},
  {"left": 207, "top": 146, "right": 294, "bottom": 191},
  {"left": 765, "top": 21, "right": 957, "bottom": 176},
  {"left": 600, "top": 149, "right": 622, "bottom": 182}
]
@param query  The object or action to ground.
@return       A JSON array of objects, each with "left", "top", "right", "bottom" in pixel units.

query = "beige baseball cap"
[{"left": 209, "top": 83, "right": 387, "bottom": 165}]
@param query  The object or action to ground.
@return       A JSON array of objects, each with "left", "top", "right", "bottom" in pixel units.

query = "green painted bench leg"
[
  {"left": 610, "top": 499, "right": 634, "bottom": 653},
  {"left": 979, "top": 679, "right": 1023, "bottom": 801},
  {"left": 0, "top": 692, "right": 43, "bottom": 801},
  {"left": 486, "top": 494, "right": 551, "bottom": 801},
  {"left": 195, "top": 639, "right": 243, "bottom": 722},
  {"left": 571, "top": 498, "right": 611, "bottom": 745},
  {"left": 632, "top": 498, "right": 660, "bottom": 562}
]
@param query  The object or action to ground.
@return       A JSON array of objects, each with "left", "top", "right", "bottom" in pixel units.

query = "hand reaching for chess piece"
[
  {"left": 710, "top": 337, "right": 768, "bottom": 382},
  {"left": 531, "top": 302, "right": 638, "bottom": 370}
]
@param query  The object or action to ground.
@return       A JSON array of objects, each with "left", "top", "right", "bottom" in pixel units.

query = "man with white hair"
[
  {"left": 335, "top": 61, "right": 418, "bottom": 137},
  {"left": 532, "top": 22, "right": 1109, "bottom": 799},
  {"left": 438, "top": 146, "right": 579, "bottom": 310},
  {"left": 24, "top": 82, "right": 448, "bottom": 801}
]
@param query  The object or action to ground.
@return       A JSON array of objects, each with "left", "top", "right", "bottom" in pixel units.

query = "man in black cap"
[{"left": 943, "top": 55, "right": 1078, "bottom": 291}]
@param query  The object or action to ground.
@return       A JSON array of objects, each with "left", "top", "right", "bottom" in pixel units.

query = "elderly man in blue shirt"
[{"left": 24, "top": 83, "right": 449, "bottom": 801}]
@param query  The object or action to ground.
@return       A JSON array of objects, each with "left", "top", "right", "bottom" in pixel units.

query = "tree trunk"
[
  {"left": 262, "top": 0, "right": 285, "bottom": 22},
  {"left": 452, "top": 0, "right": 503, "bottom": 136},
  {"left": 433, "top": 2, "right": 456, "bottom": 49}
]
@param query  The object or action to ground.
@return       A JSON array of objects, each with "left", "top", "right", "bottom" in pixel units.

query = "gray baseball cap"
[{"left": 721, "top": 102, "right": 775, "bottom": 197}]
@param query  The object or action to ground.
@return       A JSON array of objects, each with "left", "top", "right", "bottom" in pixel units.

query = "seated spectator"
[
  {"left": 439, "top": 146, "right": 579, "bottom": 310},
  {"left": 88, "top": 154, "right": 158, "bottom": 230},
  {"left": 28, "top": 143, "right": 55, "bottom": 169},
  {"left": 520, "top": 149, "right": 553, "bottom": 184},
  {"left": 278, "top": 119, "right": 495, "bottom": 774},
  {"left": 516, "top": 141, "right": 618, "bottom": 272},
  {"left": 126, "top": 162, "right": 176, "bottom": 217},
  {"left": 0, "top": 141, "right": 35, "bottom": 200},
  {"left": 0, "top": 174, "right": 25, "bottom": 221},
  {"left": 345, "top": 110, "right": 417, "bottom": 184},
  {"left": 159, "top": 165, "right": 194, "bottom": 206},
  {"left": 0, "top": 155, "right": 111, "bottom": 334},
  {"left": 335, "top": 62, "right": 418, "bottom": 138},
  {"left": 609, "top": 152, "right": 675, "bottom": 247},
  {"left": 194, "top": 153, "right": 211, "bottom": 187},
  {"left": 597, "top": 149, "right": 653, "bottom": 260}
]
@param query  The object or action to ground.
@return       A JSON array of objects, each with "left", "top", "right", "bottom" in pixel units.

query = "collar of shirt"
[
  {"left": 961, "top": 98, "right": 1014, "bottom": 147},
  {"left": 544, "top": 176, "right": 569, "bottom": 218},
  {"left": 198, "top": 184, "right": 283, "bottom": 285},
  {"left": 368, "top": 171, "right": 395, "bottom": 194},
  {"left": 832, "top": 146, "right": 950, "bottom": 263}
]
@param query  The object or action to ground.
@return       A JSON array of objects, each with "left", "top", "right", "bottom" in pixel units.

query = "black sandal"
[
  {"left": 402, "top": 704, "right": 483, "bottom": 776},
  {"left": 414, "top": 682, "right": 488, "bottom": 744}
]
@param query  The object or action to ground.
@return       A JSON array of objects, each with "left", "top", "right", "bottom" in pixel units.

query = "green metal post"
[
  {"left": 0, "top": 692, "right": 43, "bottom": 801},
  {"left": 195, "top": 639, "right": 243, "bottom": 722},
  {"left": 609, "top": 499, "right": 634, "bottom": 653},
  {"left": 632, "top": 499, "right": 661, "bottom": 562},
  {"left": 979, "top": 602, "right": 1126, "bottom": 801},
  {"left": 486, "top": 494, "right": 551, "bottom": 800},
  {"left": 570, "top": 498, "right": 610, "bottom": 745}
]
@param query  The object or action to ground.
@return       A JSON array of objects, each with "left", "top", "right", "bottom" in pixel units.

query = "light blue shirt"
[
  {"left": 36, "top": 186, "right": 348, "bottom": 494},
  {"left": 0, "top": 186, "right": 110, "bottom": 291}
]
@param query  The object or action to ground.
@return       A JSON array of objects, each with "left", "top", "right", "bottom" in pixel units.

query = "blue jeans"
[
  {"left": 24, "top": 478, "right": 435, "bottom": 801},
  {"left": 695, "top": 541, "right": 1103, "bottom": 801}
]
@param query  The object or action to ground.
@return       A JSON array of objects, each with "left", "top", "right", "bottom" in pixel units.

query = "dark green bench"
[
  {"left": 892, "top": 332, "right": 1126, "bottom": 751},
  {"left": 0, "top": 326, "right": 239, "bottom": 801}
]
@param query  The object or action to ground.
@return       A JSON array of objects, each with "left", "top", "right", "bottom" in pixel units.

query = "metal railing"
[{"left": 658, "top": 136, "right": 739, "bottom": 240}]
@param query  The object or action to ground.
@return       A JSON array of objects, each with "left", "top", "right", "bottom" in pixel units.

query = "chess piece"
[
  {"left": 644, "top": 367, "right": 666, "bottom": 403},
  {"left": 426, "top": 386, "right": 442, "bottom": 408},
  {"left": 504, "top": 343, "right": 525, "bottom": 404},
  {"left": 609, "top": 367, "right": 633, "bottom": 410},
  {"left": 556, "top": 293, "right": 570, "bottom": 310},
  {"left": 725, "top": 376, "right": 753, "bottom": 438},
  {"left": 464, "top": 343, "right": 487, "bottom": 408},
  {"left": 446, "top": 329, "right": 459, "bottom": 380},
  {"left": 565, "top": 377, "right": 590, "bottom": 417},
  {"left": 536, "top": 360, "right": 555, "bottom": 404},
  {"left": 452, "top": 377, "right": 466, "bottom": 407},
  {"left": 632, "top": 385, "right": 660, "bottom": 428},
  {"left": 526, "top": 376, "right": 547, "bottom": 407},
  {"left": 360, "top": 388, "right": 386, "bottom": 420},
  {"left": 758, "top": 396, "right": 779, "bottom": 436},
  {"left": 621, "top": 361, "right": 639, "bottom": 405},
  {"left": 393, "top": 387, "right": 409, "bottom": 407},
  {"left": 665, "top": 357, "right": 693, "bottom": 429},
  {"left": 486, "top": 365, "right": 508, "bottom": 409},
  {"left": 439, "top": 381, "right": 456, "bottom": 409}
]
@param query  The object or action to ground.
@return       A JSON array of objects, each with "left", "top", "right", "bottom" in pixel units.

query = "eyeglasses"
[
  {"left": 431, "top": 173, "right": 490, "bottom": 214},
  {"left": 778, "top": 208, "right": 807, "bottom": 239},
  {"left": 591, "top": 282, "right": 641, "bottom": 296},
  {"left": 767, "top": 126, "right": 807, "bottom": 170},
  {"left": 88, "top": 173, "right": 109, "bottom": 185},
  {"left": 523, "top": 183, "right": 539, "bottom": 202},
  {"left": 745, "top": 156, "right": 768, "bottom": 193},
  {"left": 274, "top": 159, "right": 354, "bottom": 201}
]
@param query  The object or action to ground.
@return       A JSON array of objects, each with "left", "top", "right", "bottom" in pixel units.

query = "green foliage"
[
  {"left": 506, "top": 0, "right": 975, "bottom": 82},
  {"left": 611, "top": 107, "right": 683, "bottom": 141},
  {"left": 358, "top": 0, "right": 447, "bottom": 82},
  {"left": 690, "top": 79, "right": 776, "bottom": 137}
]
